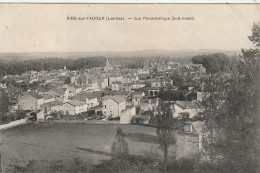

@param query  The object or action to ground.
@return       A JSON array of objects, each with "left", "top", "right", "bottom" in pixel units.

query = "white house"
[
  {"left": 88, "top": 78, "right": 99, "bottom": 90},
  {"left": 131, "top": 82, "right": 145, "bottom": 90},
  {"left": 47, "top": 88, "right": 69, "bottom": 103},
  {"left": 137, "top": 67, "right": 150, "bottom": 74},
  {"left": 60, "top": 100, "right": 87, "bottom": 115},
  {"left": 173, "top": 101, "right": 204, "bottom": 119},
  {"left": 102, "top": 96, "right": 126, "bottom": 118},
  {"left": 129, "top": 91, "right": 145, "bottom": 106},
  {"left": 18, "top": 92, "right": 44, "bottom": 110},
  {"left": 98, "top": 77, "right": 109, "bottom": 89},
  {"left": 74, "top": 92, "right": 99, "bottom": 110},
  {"left": 40, "top": 101, "right": 63, "bottom": 115},
  {"left": 63, "top": 84, "right": 82, "bottom": 97},
  {"left": 151, "top": 79, "right": 161, "bottom": 87},
  {"left": 120, "top": 106, "right": 136, "bottom": 124}
]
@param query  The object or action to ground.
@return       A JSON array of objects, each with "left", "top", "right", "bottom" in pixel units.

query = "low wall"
[{"left": 0, "top": 119, "right": 28, "bottom": 130}]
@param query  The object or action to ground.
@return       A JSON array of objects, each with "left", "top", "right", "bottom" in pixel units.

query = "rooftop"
[
  {"left": 67, "top": 99, "right": 86, "bottom": 107},
  {"left": 74, "top": 92, "right": 99, "bottom": 101},
  {"left": 41, "top": 101, "right": 63, "bottom": 108},
  {"left": 106, "top": 95, "right": 126, "bottom": 103},
  {"left": 175, "top": 100, "right": 204, "bottom": 110},
  {"left": 27, "top": 92, "right": 44, "bottom": 99}
]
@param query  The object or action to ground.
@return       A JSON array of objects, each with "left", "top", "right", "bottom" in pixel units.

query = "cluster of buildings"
[
  {"left": 0, "top": 57, "right": 213, "bottom": 160},
  {"left": 1, "top": 58, "right": 207, "bottom": 125}
]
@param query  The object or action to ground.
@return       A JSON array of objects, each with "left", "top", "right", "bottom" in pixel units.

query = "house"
[
  {"left": 173, "top": 101, "right": 204, "bottom": 119},
  {"left": 91, "top": 91, "right": 104, "bottom": 103},
  {"left": 63, "top": 84, "right": 82, "bottom": 97},
  {"left": 97, "top": 77, "right": 109, "bottom": 89},
  {"left": 47, "top": 88, "right": 69, "bottom": 103},
  {"left": 75, "top": 75, "right": 88, "bottom": 85},
  {"left": 41, "top": 94, "right": 55, "bottom": 104},
  {"left": 102, "top": 96, "right": 127, "bottom": 118},
  {"left": 129, "top": 91, "right": 145, "bottom": 106},
  {"left": 108, "top": 75, "right": 123, "bottom": 86},
  {"left": 151, "top": 79, "right": 161, "bottom": 87},
  {"left": 88, "top": 78, "right": 99, "bottom": 90},
  {"left": 185, "top": 88, "right": 199, "bottom": 101},
  {"left": 103, "top": 90, "right": 130, "bottom": 97},
  {"left": 74, "top": 92, "right": 99, "bottom": 110},
  {"left": 18, "top": 92, "right": 44, "bottom": 110},
  {"left": 35, "top": 110, "right": 45, "bottom": 120},
  {"left": 120, "top": 106, "right": 136, "bottom": 124},
  {"left": 176, "top": 121, "right": 205, "bottom": 159},
  {"left": 40, "top": 101, "right": 63, "bottom": 115},
  {"left": 60, "top": 99, "right": 87, "bottom": 115},
  {"left": 121, "top": 83, "right": 132, "bottom": 91},
  {"left": 139, "top": 97, "right": 160, "bottom": 112},
  {"left": 147, "top": 87, "right": 160, "bottom": 97},
  {"left": 137, "top": 67, "right": 150, "bottom": 74},
  {"left": 131, "top": 81, "right": 145, "bottom": 90},
  {"left": 111, "top": 81, "right": 122, "bottom": 91},
  {"left": 35, "top": 87, "right": 48, "bottom": 94}
]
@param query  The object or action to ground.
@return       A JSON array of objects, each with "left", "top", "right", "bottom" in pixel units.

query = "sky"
[{"left": 0, "top": 4, "right": 259, "bottom": 53}]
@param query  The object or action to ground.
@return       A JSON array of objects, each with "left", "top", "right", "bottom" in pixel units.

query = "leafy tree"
[
  {"left": 111, "top": 127, "right": 129, "bottom": 159},
  {"left": 0, "top": 89, "right": 9, "bottom": 123},
  {"left": 248, "top": 22, "right": 260, "bottom": 48},
  {"left": 156, "top": 101, "right": 176, "bottom": 171},
  {"left": 201, "top": 22, "right": 259, "bottom": 172},
  {"left": 192, "top": 53, "right": 230, "bottom": 74}
]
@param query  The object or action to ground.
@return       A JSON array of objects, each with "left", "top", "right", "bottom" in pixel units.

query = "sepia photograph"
[{"left": 0, "top": 4, "right": 259, "bottom": 173}]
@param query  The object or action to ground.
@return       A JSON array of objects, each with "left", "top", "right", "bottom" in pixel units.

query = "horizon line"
[{"left": 0, "top": 48, "right": 242, "bottom": 54}]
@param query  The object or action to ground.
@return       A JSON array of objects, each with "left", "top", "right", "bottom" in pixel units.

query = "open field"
[{"left": 0, "top": 123, "right": 176, "bottom": 172}]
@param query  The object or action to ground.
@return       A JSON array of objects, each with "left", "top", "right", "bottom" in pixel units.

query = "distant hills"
[{"left": 0, "top": 49, "right": 241, "bottom": 61}]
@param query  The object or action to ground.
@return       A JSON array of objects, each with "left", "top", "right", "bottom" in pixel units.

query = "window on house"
[{"left": 104, "top": 105, "right": 106, "bottom": 109}]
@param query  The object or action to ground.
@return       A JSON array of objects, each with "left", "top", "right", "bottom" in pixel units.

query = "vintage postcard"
[{"left": 0, "top": 4, "right": 259, "bottom": 173}]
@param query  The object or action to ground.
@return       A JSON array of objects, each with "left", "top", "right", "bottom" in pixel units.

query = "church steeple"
[
  {"left": 104, "top": 58, "right": 113, "bottom": 72},
  {"left": 106, "top": 58, "right": 110, "bottom": 67}
]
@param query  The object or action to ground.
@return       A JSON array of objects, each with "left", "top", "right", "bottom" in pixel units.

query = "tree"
[
  {"left": 64, "top": 77, "right": 71, "bottom": 84},
  {"left": 201, "top": 22, "right": 259, "bottom": 172},
  {"left": 111, "top": 127, "right": 129, "bottom": 159},
  {"left": 248, "top": 22, "right": 260, "bottom": 48},
  {"left": 0, "top": 89, "right": 9, "bottom": 123},
  {"left": 156, "top": 101, "right": 175, "bottom": 171},
  {"left": 192, "top": 53, "right": 230, "bottom": 74}
]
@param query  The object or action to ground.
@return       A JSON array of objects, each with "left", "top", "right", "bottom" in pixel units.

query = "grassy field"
[{"left": 0, "top": 123, "right": 176, "bottom": 172}]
